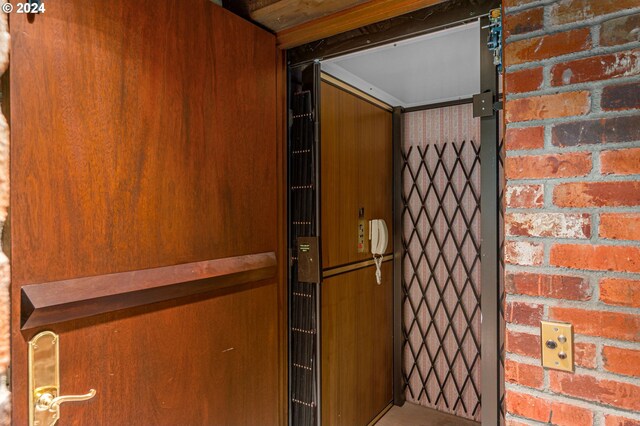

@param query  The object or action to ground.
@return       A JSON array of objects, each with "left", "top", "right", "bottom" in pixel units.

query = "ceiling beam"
[
  {"left": 251, "top": 0, "right": 369, "bottom": 33},
  {"left": 275, "top": 0, "right": 448, "bottom": 49}
]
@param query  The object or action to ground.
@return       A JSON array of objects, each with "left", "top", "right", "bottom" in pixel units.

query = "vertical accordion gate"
[
  {"left": 400, "top": 106, "right": 483, "bottom": 421},
  {"left": 398, "top": 102, "right": 504, "bottom": 423},
  {"left": 398, "top": 17, "right": 504, "bottom": 424}
]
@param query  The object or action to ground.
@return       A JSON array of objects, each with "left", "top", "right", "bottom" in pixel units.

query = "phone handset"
[{"left": 369, "top": 219, "right": 388, "bottom": 285}]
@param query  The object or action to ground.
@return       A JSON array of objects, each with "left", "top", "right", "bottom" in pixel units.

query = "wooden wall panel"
[
  {"left": 321, "top": 263, "right": 393, "bottom": 425},
  {"left": 320, "top": 81, "right": 393, "bottom": 270},
  {"left": 320, "top": 80, "right": 393, "bottom": 425}
]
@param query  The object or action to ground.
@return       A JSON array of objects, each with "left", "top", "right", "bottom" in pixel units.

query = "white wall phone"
[
  {"left": 370, "top": 219, "right": 388, "bottom": 255},
  {"left": 369, "top": 219, "right": 388, "bottom": 284}
]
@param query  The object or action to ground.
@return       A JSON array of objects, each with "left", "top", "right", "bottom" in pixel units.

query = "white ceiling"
[{"left": 322, "top": 21, "right": 480, "bottom": 108}]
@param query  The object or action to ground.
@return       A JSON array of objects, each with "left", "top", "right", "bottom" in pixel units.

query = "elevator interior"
[{"left": 288, "top": 10, "right": 502, "bottom": 426}]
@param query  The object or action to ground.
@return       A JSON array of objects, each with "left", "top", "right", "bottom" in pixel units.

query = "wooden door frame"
[{"left": 276, "top": 49, "right": 289, "bottom": 426}]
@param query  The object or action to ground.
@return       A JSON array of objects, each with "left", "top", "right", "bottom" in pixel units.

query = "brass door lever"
[
  {"left": 29, "top": 331, "right": 97, "bottom": 426},
  {"left": 36, "top": 388, "right": 96, "bottom": 411}
]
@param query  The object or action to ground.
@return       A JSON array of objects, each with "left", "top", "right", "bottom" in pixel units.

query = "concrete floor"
[{"left": 375, "top": 402, "right": 480, "bottom": 426}]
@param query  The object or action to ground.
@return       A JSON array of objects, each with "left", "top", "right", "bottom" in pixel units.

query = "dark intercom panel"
[{"left": 297, "top": 237, "right": 320, "bottom": 283}]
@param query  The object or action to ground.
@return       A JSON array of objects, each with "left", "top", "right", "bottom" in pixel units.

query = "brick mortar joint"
[
  {"left": 504, "top": 42, "right": 640, "bottom": 73},
  {"left": 505, "top": 77, "right": 640, "bottom": 102},
  {"left": 505, "top": 382, "right": 640, "bottom": 421},
  {"left": 505, "top": 292, "right": 640, "bottom": 316},
  {"left": 505, "top": 263, "right": 640, "bottom": 281},
  {"left": 505, "top": 413, "right": 547, "bottom": 426},
  {"left": 505, "top": 233, "right": 640, "bottom": 246},
  {"left": 506, "top": 139, "right": 640, "bottom": 156},
  {"left": 505, "top": 174, "right": 640, "bottom": 185},
  {"left": 504, "top": 0, "right": 557, "bottom": 15},
  {"left": 505, "top": 110, "right": 640, "bottom": 129}
]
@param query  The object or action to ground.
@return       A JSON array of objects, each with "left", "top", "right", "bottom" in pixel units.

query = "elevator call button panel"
[{"left": 358, "top": 208, "right": 366, "bottom": 253}]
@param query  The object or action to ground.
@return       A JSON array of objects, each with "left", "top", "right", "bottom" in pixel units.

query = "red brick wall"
[{"left": 503, "top": 1, "right": 640, "bottom": 425}]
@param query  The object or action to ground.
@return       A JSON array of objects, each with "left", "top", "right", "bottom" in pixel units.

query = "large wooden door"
[
  {"left": 9, "top": 1, "right": 282, "bottom": 424},
  {"left": 320, "top": 79, "right": 393, "bottom": 425}
]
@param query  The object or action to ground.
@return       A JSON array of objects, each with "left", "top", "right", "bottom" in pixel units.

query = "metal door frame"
[
  {"left": 287, "top": 1, "right": 503, "bottom": 424},
  {"left": 287, "top": 62, "right": 323, "bottom": 426}
]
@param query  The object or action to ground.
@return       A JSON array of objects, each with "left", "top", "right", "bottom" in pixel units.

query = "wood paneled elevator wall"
[{"left": 319, "top": 79, "right": 394, "bottom": 425}]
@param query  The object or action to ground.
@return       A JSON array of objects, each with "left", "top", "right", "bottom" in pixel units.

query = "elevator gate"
[{"left": 401, "top": 106, "right": 482, "bottom": 421}]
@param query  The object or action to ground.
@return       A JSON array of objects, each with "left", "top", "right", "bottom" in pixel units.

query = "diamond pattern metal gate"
[{"left": 401, "top": 138, "right": 482, "bottom": 421}]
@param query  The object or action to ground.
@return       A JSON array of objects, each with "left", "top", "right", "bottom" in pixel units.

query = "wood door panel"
[
  {"left": 11, "top": 0, "right": 277, "bottom": 285},
  {"left": 321, "top": 263, "right": 393, "bottom": 425},
  {"left": 55, "top": 282, "right": 279, "bottom": 426},
  {"left": 9, "top": 1, "right": 280, "bottom": 424},
  {"left": 320, "top": 81, "right": 393, "bottom": 269}
]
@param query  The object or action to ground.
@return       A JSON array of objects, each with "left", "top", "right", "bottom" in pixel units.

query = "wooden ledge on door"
[{"left": 20, "top": 252, "right": 277, "bottom": 330}]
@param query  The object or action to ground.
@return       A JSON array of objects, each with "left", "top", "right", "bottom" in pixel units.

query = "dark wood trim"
[
  {"left": 250, "top": 0, "right": 370, "bottom": 33},
  {"left": 277, "top": 0, "right": 448, "bottom": 49},
  {"left": 276, "top": 48, "right": 289, "bottom": 426},
  {"left": 21, "top": 252, "right": 277, "bottom": 330}
]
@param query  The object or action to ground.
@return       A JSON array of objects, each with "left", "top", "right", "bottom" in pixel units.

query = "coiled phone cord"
[{"left": 373, "top": 254, "right": 383, "bottom": 285}]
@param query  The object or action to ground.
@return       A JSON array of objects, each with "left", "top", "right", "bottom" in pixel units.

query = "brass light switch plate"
[{"left": 541, "top": 321, "right": 574, "bottom": 372}]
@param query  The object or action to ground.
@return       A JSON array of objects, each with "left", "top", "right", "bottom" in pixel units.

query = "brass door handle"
[
  {"left": 36, "top": 388, "right": 97, "bottom": 411},
  {"left": 28, "top": 331, "right": 97, "bottom": 426}
]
